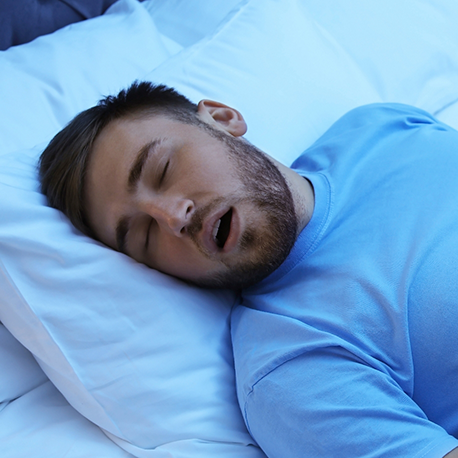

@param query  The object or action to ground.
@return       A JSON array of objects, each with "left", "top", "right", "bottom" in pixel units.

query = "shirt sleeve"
[{"left": 242, "top": 347, "right": 458, "bottom": 458}]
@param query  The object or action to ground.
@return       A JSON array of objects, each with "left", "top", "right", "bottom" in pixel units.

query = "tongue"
[{"left": 215, "top": 209, "right": 232, "bottom": 248}]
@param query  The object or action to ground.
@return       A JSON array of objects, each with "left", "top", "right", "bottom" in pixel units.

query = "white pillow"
[
  {"left": 0, "top": 147, "right": 264, "bottom": 458},
  {"left": 0, "top": 0, "right": 170, "bottom": 157},
  {"left": 0, "top": 324, "right": 131, "bottom": 458},
  {"left": 142, "top": 0, "right": 244, "bottom": 47},
  {"left": 148, "top": 0, "right": 458, "bottom": 166}
]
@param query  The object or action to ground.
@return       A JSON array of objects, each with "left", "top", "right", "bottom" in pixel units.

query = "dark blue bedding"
[{"left": 0, "top": 0, "right": 119, "bottom": 50}]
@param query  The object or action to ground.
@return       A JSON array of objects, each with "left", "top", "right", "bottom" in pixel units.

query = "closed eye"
[
  {"left": 144, "top": 218, "right": 154, "bottom": 249},
  {"left": 159, "top": 160, "right": 170, "bottom": 186}
]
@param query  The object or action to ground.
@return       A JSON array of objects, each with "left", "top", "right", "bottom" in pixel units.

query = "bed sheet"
[{"left": 0, "top": 323, "right": 134, "bottom": 457}]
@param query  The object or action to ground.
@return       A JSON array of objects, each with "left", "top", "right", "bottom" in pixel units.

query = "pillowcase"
[
  {"left": 148, "top": 0, "right": 458, "bottom": 166},
  {"left": 0, "top": 0, "right": 170, "bottom": 157},
  {"left": 0, "top": 147, "right": 264, "bottom": 458},
  {"left": 0, "top": 324, "right": 131, "bottom": 457},
  {"left": 142, "top": 0, "right": 244, "bottom": 47},
  {"left": 302, "top": 1, "right": 458, "bottom": 116}
]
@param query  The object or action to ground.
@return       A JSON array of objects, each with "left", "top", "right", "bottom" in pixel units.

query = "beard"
[{"left": 186, "top": 122, "right": 298, "bottom": 289}]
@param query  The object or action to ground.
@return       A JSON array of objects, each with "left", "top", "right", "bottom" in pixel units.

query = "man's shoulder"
[
  {"left": 331, "top": 102, "right": 437, "bottom": 133},
  {"left": 292, "top": 103, "right": 442, "bottom": 169}
]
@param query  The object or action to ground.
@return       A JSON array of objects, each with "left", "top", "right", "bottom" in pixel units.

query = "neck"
[{"left": 271, "top": 158, "right": 315, "bottom": 234}]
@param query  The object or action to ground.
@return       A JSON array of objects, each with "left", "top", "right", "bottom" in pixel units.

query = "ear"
[{"left": 197, "top": 100, "right": 247, "bottom": 137}]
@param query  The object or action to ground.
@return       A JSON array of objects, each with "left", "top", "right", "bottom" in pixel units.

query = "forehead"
[
  {"left": 94, "top": 114, "right": 174, "bottom": 152},
  {"left": 89, "top": 113, "right": 196, "bottom": 180}
]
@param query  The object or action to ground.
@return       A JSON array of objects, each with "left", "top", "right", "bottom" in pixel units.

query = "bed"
[{"left": 1, "top": 1, "right": 458, "bottom": 456}]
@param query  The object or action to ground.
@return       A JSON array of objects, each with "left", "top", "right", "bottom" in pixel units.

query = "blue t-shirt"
[{"left": 231, "top": 104, "right": 458, "bottom": 458}]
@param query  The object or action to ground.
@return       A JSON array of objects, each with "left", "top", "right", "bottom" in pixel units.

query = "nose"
[{"left": 140, "top": 196, "right": 194, "bottom": 236}]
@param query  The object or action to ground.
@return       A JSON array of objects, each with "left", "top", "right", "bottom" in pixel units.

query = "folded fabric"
[
  {"left": 0, "top": 0, "right": 169, "bottom": 156},
  {"left": 0, "top": 324, "right": 48, "bottom": 404},
  {"left": 148, "top": 0, "right": 458, "bottom": 166},
  {"left": 0, "top": 380, "right": 134, "bottom": 458},
  {"left": 0, "top": 0, "right": 120, "bottom": 50},
  {"left": 142, "top": 0, "right": 243, "bottom": 47}
]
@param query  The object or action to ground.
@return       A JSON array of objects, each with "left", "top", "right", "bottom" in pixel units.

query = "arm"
[{"left": 241, "top": 348, "right": 458, "bottom": 458}]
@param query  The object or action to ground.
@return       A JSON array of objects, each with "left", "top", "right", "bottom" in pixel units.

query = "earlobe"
[{"left": 197, "top": 100, "right": 247, "bottom": 137}]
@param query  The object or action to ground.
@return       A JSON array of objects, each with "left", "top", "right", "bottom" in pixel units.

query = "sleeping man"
[{"left": 40, "top": 81, "right": 458, "bottom": 458}]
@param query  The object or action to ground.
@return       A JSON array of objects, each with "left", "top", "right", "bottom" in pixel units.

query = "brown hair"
[{"left": 39, "top": 81, "right": 199, "bottom": 237}]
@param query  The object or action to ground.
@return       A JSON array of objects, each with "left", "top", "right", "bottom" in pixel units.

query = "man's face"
[{"left": 85, "top": 111, "right": 298, "bottom": 288}]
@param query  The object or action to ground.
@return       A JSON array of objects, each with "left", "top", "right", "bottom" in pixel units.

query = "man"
[
  {"left": 40, "top": 81, "right": 313, "bottom": 289},
  {"left": 40, "top": 81, "right": 458, "bottom": 457}
]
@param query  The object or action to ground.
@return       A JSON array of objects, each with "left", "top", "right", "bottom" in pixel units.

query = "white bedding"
[{"left": 1, "top": 0, "right": 458, "bottom": 456}]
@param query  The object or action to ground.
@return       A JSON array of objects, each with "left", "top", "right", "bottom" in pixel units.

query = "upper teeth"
[{"left": 212, "top": 218, "right": 221, "bottom": 241}]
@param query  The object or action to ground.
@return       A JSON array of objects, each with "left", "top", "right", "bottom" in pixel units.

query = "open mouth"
[{"left": 213, "top": 208, "right": 233, "bottom": 249}]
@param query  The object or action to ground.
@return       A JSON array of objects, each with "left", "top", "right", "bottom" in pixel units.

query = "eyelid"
[
  {"left": 144, "top": 218, "right": 154, "bottom": 249},
  {"left": 158, "top": 160, "right": 170, "bottom": 187},
  {"left": 116, "top": 216, "right": 130, "bottom": 254}
]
